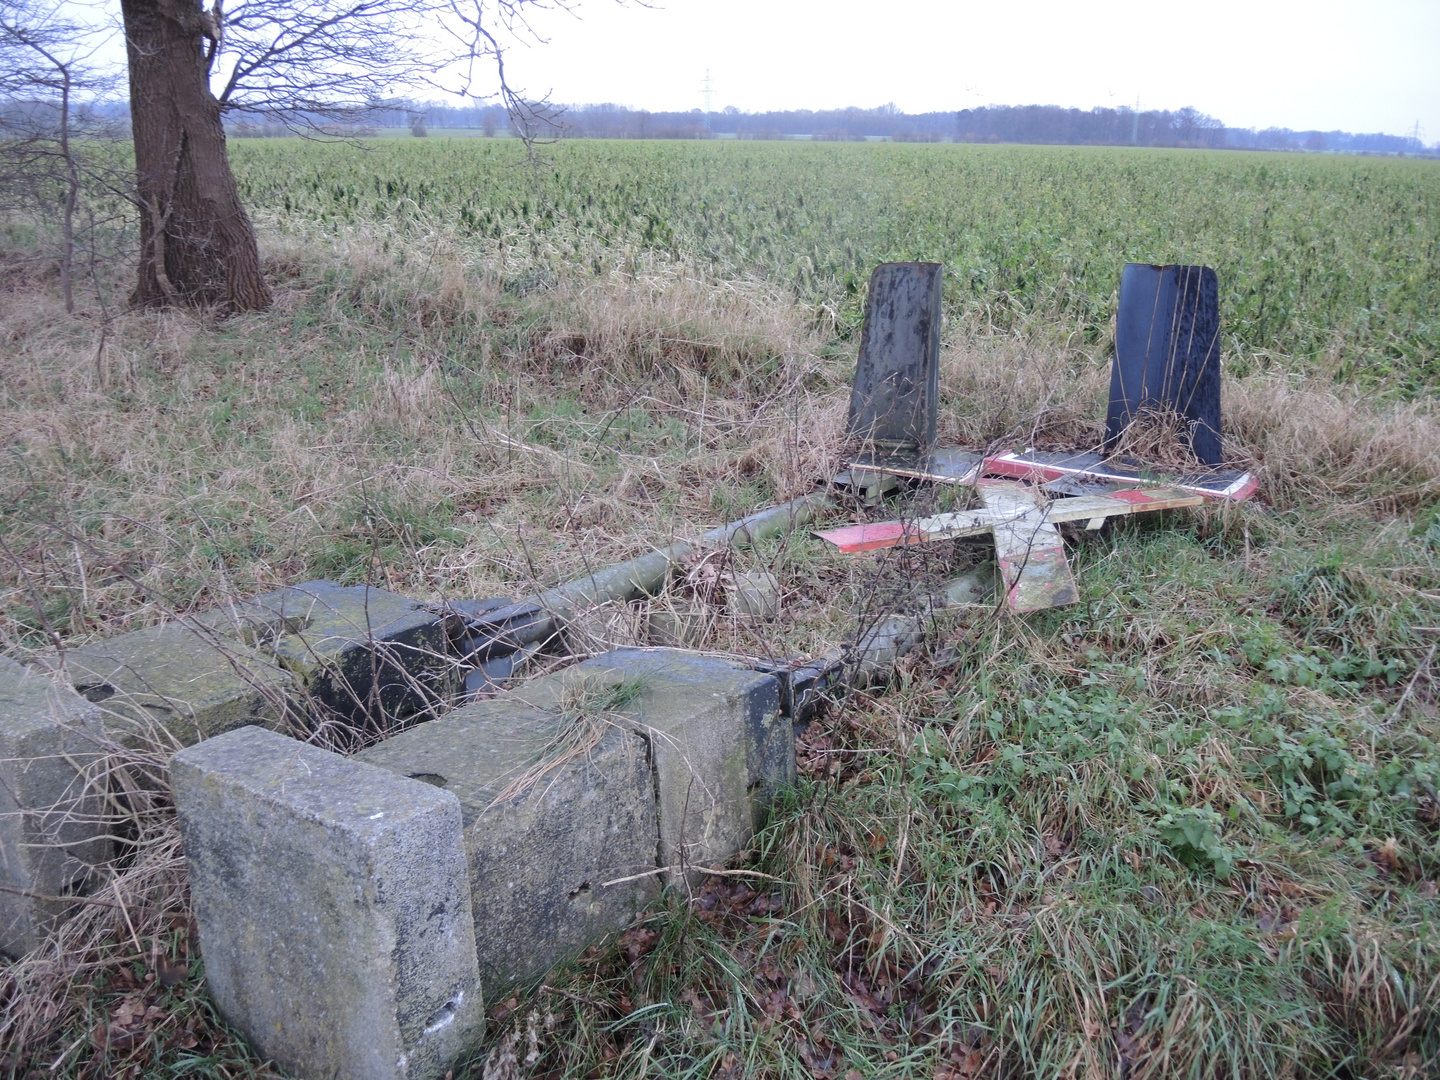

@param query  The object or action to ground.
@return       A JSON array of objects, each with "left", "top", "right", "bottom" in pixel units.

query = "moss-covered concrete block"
[
  {"left": 513, "top": 649, "right": 788, "bottom": 883},
  {"left": 204, "top": 581, "right": 452, "bottom": 732},
  {"left": 356, "top": 696, "right": 659, "bottom": 995},
  {"left": 0, "top": 656, "right": 108, "bottom": 958},
  {"left": 173, "top": 726, "right": 483, "bottom": 1080},
  {"left": 61, "top": 623, "right": 296, "bottom": 746}
]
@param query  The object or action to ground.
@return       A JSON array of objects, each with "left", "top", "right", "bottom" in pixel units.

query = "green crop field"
[
  {"left": 232, "top": 138, "right": 1440, "bottom": 386},
  {"left": 2, "top": 138, "right": 1439, "bottom": 1080}
]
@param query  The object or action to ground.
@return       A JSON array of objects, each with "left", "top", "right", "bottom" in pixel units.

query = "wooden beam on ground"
[{"left": 977, "top": 481, "right": 1077, "bottom": 612}]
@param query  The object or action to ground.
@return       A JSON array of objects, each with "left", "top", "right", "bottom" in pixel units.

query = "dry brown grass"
[
  {"left": 934, "top": 330, "right": 1440, "bottom": 513},
  {"left": 0, "top": 236, "right": 853, "bottom": 652},
  {"left": 4, "top": 232, "right": 1436, "bottom": 660}
]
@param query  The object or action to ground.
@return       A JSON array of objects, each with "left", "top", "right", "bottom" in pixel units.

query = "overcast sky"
[{"left": 491, "top": 0, "right": 1439, "bottom": 139}]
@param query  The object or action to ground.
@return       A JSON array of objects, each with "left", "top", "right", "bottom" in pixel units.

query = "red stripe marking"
[
  {"left": 982, "top": 453, "right": 1258, "bottom": 504},
  {"left": 1110, "top": 488, "right": 1159, "bottom": 504},
  {"left": 1228, "top": 474, "right": 1260, "bottom": 501},
  {"left": 813, "top": 522, "right": 914, "bottom": 553},
  {"left": 982, "top": 455, "right": 1065, "bottom": 483}
]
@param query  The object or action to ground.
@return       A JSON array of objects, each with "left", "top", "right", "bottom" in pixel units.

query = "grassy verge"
[{"left": 1, "top": 222, "right": 1437, "bottom": 1078}]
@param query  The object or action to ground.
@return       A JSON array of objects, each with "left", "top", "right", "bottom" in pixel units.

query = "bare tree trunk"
[{"left": 120, "top": 0, "right": 270, "bottom": 312}]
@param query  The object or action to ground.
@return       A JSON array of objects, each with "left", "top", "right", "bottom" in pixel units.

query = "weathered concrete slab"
[
  {"left": 513, "top": 649, "right": 789, "bottom": 878},
  {"left": 356, "top": 696, "right": 660, "bottom": 995},
  {"left": 846, "top": 262, "right": 943, "bottom": 459},
  {"left": 60, "top": 622, "right": 296, "bottom": 746},
  {"left": 357, "top": 648, "right": 790, "bottom": 993},
  {"left": 173, "top": 726, "right": 482, "bottom": 1080},
  {"left": 204, "top": 581, "right": 452, "bottom": 732},
  {"left": 0, "top": 656, "right": 108, "bottom": 958}
]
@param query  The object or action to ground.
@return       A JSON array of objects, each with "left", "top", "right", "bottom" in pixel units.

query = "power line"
[{"left": 701, "top": 69, "right": 713, "bottom": 136}]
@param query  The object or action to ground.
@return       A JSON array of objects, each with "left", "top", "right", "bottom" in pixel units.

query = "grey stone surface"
[
  {"left": 356, "top": 696, "right": 659, "bottom": 995},
  {"left": 645, "top": 601, "right": 710, "bottom": 648},
  {"left": 61, "top": 622, "right": 296, "bottom": 746},
  {"left": 513, "top": 649, "right": 789, "bottom": 881},
  {"left": 0, "top": 656, "right": 108, "bottom": 958},
  {"left": 173, "top": 726, "right": 482, "bottom": 1080},
  {"left": 204, "top": 581, "right": 452, "bottom": 731},
  {"left": 846, "top": 261, "right": 943, "bottom": 457},
  {"left": 728, "top": 571, "right": 782, "bottom": 619}
]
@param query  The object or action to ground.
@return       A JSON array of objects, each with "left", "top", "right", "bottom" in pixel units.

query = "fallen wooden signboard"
[
  {"left": 814, "top": 480, "right": 1203, "bottom": 613},
  {"left": 825, "top": 260, "right": 1255, "bottom": 616}
]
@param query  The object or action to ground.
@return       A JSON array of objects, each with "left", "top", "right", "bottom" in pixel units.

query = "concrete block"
[
  {"left": 514, "top": 649, "right": 789, "bottom": 881},
  {"left": 356, "top": 696, "right": 659, "bottom": 995},
  {"left": 645, "top": 600, "right": 711, "bottom": 648},
  {"left": 204, "top": 581, "right": 452, "bottom": 731},
  {"left": 173, "top": 726, "right": 482, "bottom": 1080},
  {"left": 728, "top": 571, "right": 782, "bottom": 619},
  {"left": 0, "top": 656, "right": 108, "bottom": 958},
  {"left": 61, "top": 622, "right": 296, "bottom": 746}
]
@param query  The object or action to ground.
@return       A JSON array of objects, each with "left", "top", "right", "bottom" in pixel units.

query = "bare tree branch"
[{"left": 0, "top": 0, "right": 124, "bottom": 312}]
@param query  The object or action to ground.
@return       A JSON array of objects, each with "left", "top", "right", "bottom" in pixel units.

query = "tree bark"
[{"left": 120, "top": 0, "right": 270, "bottom": 311}]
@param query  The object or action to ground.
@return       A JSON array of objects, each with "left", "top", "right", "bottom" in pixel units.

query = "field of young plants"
[{"left": 232, "top": 138, "right": 1440, "bottom": 385}]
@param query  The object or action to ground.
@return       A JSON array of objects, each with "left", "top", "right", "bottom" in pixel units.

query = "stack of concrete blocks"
[
  {"left": 171, "top": 648, "right": 793, "bottom": 1080},
  {"left": 0, "top": 580, "right": 457, "bottom": 960}
]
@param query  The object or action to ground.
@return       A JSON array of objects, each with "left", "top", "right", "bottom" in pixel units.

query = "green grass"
[{"left": 473, "top": 516, "right": 1438, "bottom": 1079}]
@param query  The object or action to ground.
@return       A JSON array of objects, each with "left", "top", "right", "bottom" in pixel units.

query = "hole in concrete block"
[
  {"left": 408, "top": 773, "right": 448, "bottom": 787},
  {"left": 76, "top": 682, "right": 116, "bottom": 702},
  {"left": 568, "top": 881, "right": 591, "bottom": 900},
  {"left": 61, "top": 873, "right": 92, "bottom": 897},
  {"left": 424, "top": 996, "right": 460, "bottom": 1034}
]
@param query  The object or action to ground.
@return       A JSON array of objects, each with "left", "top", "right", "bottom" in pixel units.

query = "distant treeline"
[
  {"left": 4, "top": 97, "right": 1431, "bottom": 157},
  {"left": 383, "top": 100, "right": 1432, "bottom": 156},
  {"left": 550, "top": 103, "right": 1431, "bottom": 155}
]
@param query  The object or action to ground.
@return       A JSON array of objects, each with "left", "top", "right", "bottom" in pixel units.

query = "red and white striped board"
[
  {"left": 983, "top": 450, "right": 1257, "bottom": 502},
  {"left": 813, "top": 481, "right": 1204, "bottom": 613}
]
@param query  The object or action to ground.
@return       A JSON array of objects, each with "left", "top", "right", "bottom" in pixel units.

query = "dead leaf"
[
  {"left": 619, "top": 926, "right": 659, "bottom": 962},
  {"left": 798, "top": 1037, "right": 839, "bottom": 1078},
  {"left": 1373, "top": 836, "right": 1401, "bottom": 874},
  {"left": 481, "top": 1030, "right": 519, "bottom": 1080},
  {"left": 488, "top": 996, "right": 519, "bottom": 1023},
  {"left": 935, "top": 1051, "right": 984, "bottom": 1079},
  {"left": 157, "top": 954, "right": 189, "bottom": 987},
  {"left": 110, "top": 994, "right": 146, "bottom": 1029}
]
